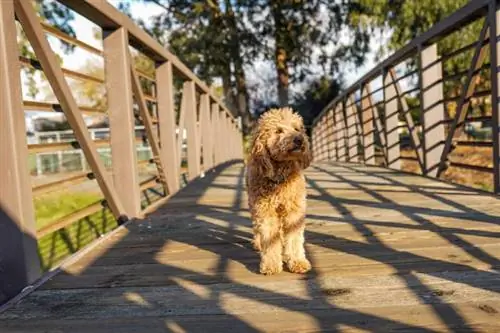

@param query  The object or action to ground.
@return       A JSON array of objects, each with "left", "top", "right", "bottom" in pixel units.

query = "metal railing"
[
  {"left": 311, "top": 0, "right": 500, "bottom": 194},
  {"left": 0, "top": 0, "right": 243, "bottom": 305}
]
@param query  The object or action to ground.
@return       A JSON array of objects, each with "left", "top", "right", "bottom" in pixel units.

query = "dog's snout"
[{"left": 293, "top": 135, "right": 303, "bottom": 147}]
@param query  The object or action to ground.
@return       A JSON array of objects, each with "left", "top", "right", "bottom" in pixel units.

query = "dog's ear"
[
  {"left": 299, "top": 141, "right": 312, "bottom": 169},
  {"left": 251, "top": 135, "right": 275, "bottom": 178}
]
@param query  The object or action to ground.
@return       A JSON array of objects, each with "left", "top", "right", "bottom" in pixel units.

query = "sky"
[{"left": 25, "top": 0, "right": 390, "bottom": 125}]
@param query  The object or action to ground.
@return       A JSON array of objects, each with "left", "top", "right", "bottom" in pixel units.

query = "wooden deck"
[{"left": 2, "top": 161, "right": 500, "bottom": 332}]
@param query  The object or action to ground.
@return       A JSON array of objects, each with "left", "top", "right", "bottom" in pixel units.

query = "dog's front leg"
[
  {"left": 255, "top": 216, "right": 283, "bottom": 275},
  {"left": 282, "top": 210, "right": 311, "bottom": 274}
]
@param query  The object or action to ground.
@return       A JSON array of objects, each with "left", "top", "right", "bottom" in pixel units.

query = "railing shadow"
[{"left": 1, "top": 160, "right": 499, "bottom": 332}]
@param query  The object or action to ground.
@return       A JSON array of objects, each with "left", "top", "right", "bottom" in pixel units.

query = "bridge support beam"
[
  {"left": 420, "top": 44, "right": 445, "bottom": 177},
  {"left": 361, "top": 84, "right": 376, "bottom": 165},
  {"left": 335, "top": 103, "right": 347, "bottom": 162},
  {"left": 346, "top": 94, "right": 360, "bottom": 163},
  {"left": 103, "top": 27, "right": 141, "bottom": 217},
  {"left": 383, "top": 69, "right": 401, "bottom": 170},
  {"left": 184, "top": 81, "right": 200, "bottom": 181},
  {"left": 157, "top": 61, "right": 180, "bottom": 193},
  {"left": 0, "top": 0, "right": 41, "bottom": 304},
  {"left": 326, "top": 108, "right": 336, "bottom": 161},
  {"left": 490, "top": 3, "right": 500, "bottom": 194}
]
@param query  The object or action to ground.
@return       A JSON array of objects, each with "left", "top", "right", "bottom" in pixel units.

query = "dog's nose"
[{"left": 293, "top": 135, "right": 303, "bottom": 147}]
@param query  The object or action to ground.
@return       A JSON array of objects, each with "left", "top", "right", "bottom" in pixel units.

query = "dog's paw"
[
  {"left": 287, "top": 258, "right": 311, "bottom": 274},
  {"left": 260, "top": 261, "right": 283, "bottom": 275},
  {"left": 252, "top": 239, "right": 261, "bottom": 252}
]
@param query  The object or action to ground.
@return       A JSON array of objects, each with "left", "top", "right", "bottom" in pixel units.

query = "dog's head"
[{"left": 250, "top": 107, "right": 312, "bottom": 178}]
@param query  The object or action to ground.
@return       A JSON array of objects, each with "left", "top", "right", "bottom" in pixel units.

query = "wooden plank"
[
  {"left": 2, "top": 162, "right": 500, "bottom": 332},
  {"left": 14, "top": 0, "right": 126, "bottom": 220},
  {"left": 0, "top": 0, "right": 40, "bottom": 304},
  {"left": 104, "top": 27, "right": 141, "bottom": 218}
]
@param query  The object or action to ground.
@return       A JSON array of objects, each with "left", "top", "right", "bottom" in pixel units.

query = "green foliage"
[
  {"left": 293, "top": 76, "right": 344, "bottom": 126},
  {"left": 19, "top": 0, "right": 76, "bottom": 99},
  {"left": 348, "top": 0, "right": 488, "bottom": 121}
]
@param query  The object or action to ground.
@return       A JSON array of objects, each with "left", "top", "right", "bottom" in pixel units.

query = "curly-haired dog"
[{"left": 246, "top": 107, "right": 312, "bottom": 275}]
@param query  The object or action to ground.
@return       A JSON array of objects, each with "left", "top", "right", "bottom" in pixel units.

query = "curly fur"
[{"left": 246, "top": 107, "right": 312, "bottom": 275}]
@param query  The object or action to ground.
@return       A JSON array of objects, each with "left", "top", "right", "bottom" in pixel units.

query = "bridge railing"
[
  {"left": 0, "top": 0, "right": 242, "bottom": 305},
  {"left": 311, "top": 0, "right": 500, "bottom": 194}
]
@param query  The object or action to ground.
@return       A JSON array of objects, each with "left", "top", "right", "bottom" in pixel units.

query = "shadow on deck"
[{"left": 1, "top": 161, "right": 500, "bottom": 332}]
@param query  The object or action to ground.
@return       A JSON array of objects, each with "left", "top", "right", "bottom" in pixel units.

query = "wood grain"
[{"left": 2, "top": 161, "right": 500, "bottom": 332}]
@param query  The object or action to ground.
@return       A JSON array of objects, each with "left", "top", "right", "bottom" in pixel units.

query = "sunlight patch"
[
  {"left": 170, "top": 277, "right": 211, "bottom": 300},
  {"left": 219, "top": 290, "right": 319, "bottom": 331},
  {"left": 165, "top": 320, "right": 187, "bottom": 333},
  {"left": 124, "top": 292, "right": 152, "bottom": 308}
]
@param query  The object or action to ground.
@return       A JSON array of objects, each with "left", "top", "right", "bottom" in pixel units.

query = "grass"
[
  {"left": 33, "top": 190, "right": 112, "bottom": 271},
  {"left": 33, "top": 184, "right": 166, "bottom": 271},
  {"left": 34, "top": 191, "right": 103, "bottom": 230},
  {"left": 401, "top": 146, "right": 494, "bottom": 192}
]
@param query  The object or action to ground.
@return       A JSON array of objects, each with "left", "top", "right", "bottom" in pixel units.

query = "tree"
[
  {"left": 128, "top": 0, "right": 255, "bottom": 133},
  {"left": 247, "top": 0, "right": 369, "bottom": 107},
  {"left": 18, "top": 0, "right": 76, "bottom": 99},
  {"left": 292, "top": 76, "right": 344, "bottom": 127}
]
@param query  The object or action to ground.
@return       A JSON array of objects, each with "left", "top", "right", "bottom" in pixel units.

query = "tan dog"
[{"left": 246, "top": 107, "right": 312, "bottom": 275}]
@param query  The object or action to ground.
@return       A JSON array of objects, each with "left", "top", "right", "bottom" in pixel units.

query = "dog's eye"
[{"left": 276, "top": 128, "right": 283, "bottom": 134}]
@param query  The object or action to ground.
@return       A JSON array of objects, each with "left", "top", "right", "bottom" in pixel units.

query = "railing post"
[
  {"left": 311, "top": 129, "right": 316, "bottom": 160},
  {"left": 326, "top": 109, "right": 335, "bottom": 161},
  {"left": 219, "top": 110, "right": 227, "bottom": 162},
  {"left": 318, "top": 117, "right": 325, "bottom": 161},
  {"left": 0, "top": 0, "right": 41, "bottom": 303},
  {"left": 323, "top": 116, "right": 329, "bottom": 160},
  {"left": 490, "top": 2, "right": 500, "bottom": 193},
  {"left": 103, "top": 27, "right": 141, "bottom": 217},
  {"left": 226, "top": 114, "right": 232, "bottom": 161},
  {"left": 156, "top": 61, "right": 180, "bottom": 193},
  {"left": 383, "top": 69, "right": 401, "bottom": 169},
  {"left": 184, "top": 81, "right": 200, "bottom": 180},
  {"left": 336, "top": 103, "right": 347, "bottom": 162},
  {"left": 420, "top": 44, "right": 445, "bottom": 177},
  {"left": 346, "top": 94, "right": 359, "bottom": 162},
  {"left": 361, "top": 84, "right": 376, "bottom": 165},
  {"left": 200, "top": 94, "right": 212, "bottom": 171},
  {"left": 212, "top": 104, "right": 220, "bottom": 165}
]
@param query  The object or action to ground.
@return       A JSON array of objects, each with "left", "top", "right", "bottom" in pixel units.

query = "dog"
[{"left": 246, "top": 107, "right": 312, "bottom": 275}]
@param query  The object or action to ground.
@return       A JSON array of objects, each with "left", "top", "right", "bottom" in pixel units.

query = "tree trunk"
[
  {"left": 221, "top": 64, "right": 237, "bottom": 115},
  {"left": 271, "top": 2, "right": 289, "bottom": 106},
  {"left": 275, "top": 46, "right": 289, "bottom": 106},
  {"left": 225, "top": 0, "right": 252, "bottom": 134}
]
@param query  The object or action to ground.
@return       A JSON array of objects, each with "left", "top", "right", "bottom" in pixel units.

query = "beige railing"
[
  {"left": 312, "top": 0, "right": 500, "bottom": 194},
  {"left": 0, "top": 0, "right": 242, "bottom": 304}
]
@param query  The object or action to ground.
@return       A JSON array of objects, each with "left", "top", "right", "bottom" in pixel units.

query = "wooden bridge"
[{"left": 1, "top": 0, "right": 500, "bottom": 332}]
